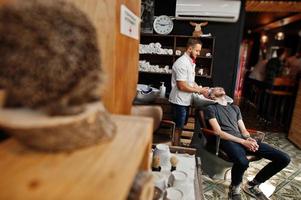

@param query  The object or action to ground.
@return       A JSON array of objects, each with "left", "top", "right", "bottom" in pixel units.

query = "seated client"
[{"left": 204, "top": 87, "right": 290, "bottom": 200}]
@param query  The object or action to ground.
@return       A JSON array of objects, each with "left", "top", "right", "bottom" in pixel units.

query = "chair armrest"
[
  {"left": 160, "top": 120, "right": 176, "bottom": 144},
  {"left": 161, "top": 119, "right": 175, "bottom": 126},
  {"left": 202, "top": 128, "right": 220, "bottom": 156},
  {"left": 247, "top": 129, "right": 265, "bottom": 142},
  {"left": 169, "top": 146, "right": 196, "bottom": 155},
  {"left": 160, "top": 120, "right": 176, "bottom": 136},
  {"left": 201, "top": 128, "right": 216, "bottom": 136},
  {"left": 247, "top": 129, "right": 257, "bottom": 134}
]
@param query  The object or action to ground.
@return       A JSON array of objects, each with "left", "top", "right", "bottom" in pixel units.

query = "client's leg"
[
  {"left": 220, "top": 140, "right": 249, "bottom": 200},
  {"left": 243, "top": 142, "right": 290, "bottom": 198}
]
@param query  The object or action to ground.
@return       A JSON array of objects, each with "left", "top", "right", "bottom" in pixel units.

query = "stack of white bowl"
[
  {"left": 139, "top": 42, "right": 173, "bottom": 55},
  {"left": 139, "top": 61, "right": 172, "bottom": 73}
]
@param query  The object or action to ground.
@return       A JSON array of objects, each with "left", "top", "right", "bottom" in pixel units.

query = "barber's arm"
[
  {"left": 208, "top": 118, "right": 259, "bottom": 152},
  {"left": 176, "top": 80, "right": 209, "bottom": 94}
]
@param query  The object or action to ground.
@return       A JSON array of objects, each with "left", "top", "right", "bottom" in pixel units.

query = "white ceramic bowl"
[
  {"left": 135, "top": 84, "right": 160, "bottom": 103},
  {"left": 166, "top": 187, "right": 183, "bottom": 200},
  {"left": 171, "top": 170, "right": 188, "bottom": 187},
  {"left": 152, "top": 172, "right": 167, "bottom": 191}
]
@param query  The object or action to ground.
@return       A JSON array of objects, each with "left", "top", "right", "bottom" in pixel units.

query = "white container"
[
  {"left": 153, "top": 144, "right": 171, "bottom": 167},
  {"left": 152, "top": 172, "right": 167, "bottom": 191},
  {"left": 159, "top": 82, "right": 166, "bottom": 98},
  {"left": 170, "top": 170, "right": 190, "bottom": 195},
  {"left": 166, "top": 187, "right": 183, "bottom": 200}
]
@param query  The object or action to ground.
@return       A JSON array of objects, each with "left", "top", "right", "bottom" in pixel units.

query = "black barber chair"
[{"left": 191, "top": 108, "right": 265, "bottom": 179}]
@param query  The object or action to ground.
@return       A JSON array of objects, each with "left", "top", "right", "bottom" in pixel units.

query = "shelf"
[
  {"left": 0, "top": 115, "right": 153, "bottom": 200},
  {"left": 139, "top": 71, "right": 171, "bottom": 75},
  {"left": 141, "top": 33, "right": 174, "bottom": 37},
  {"left": 198, "top": 56, "right": 212, "bottom": 59},
  {"left": 195, "top": 75, "right": 212, "bottom": 78},
  {"left": 140, "top": 71, "right": 211, "bottom": 78},
  {"left": 174, "top": 55, "right": 212, "bottom": 59},
  {"left": 139, "top": 54, "right": 173, "bottom": 56},
  {"left": 139, "top": 33, "right": 215, "bottom": 86},
  {"left": 141, "top": 33, "right": 214, "bottom": 39}
]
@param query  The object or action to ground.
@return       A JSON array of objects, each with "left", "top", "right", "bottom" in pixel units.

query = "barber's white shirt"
[{"left": 169, "top": 53, "right": 196, "bottom": 106}]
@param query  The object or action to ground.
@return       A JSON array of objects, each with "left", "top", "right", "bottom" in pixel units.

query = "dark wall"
[
  {"left": 151, "top": 0, "right": 245, "bottom": 97},
  {"left": 246, "top": 19, "right": 301, "bottom": 68}
]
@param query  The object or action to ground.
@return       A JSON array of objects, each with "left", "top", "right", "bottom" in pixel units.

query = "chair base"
[{"left": 197, "top": 147, "right": 233, "bottom": 179}]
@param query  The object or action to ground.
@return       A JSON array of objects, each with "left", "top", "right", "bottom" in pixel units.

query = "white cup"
[
  {"left": 169, "top": 170, "right": 190, "bottom": 194},
  {"left": 152, "top": 172, "right": 167, "bottom": 191},
  {"left": 170, "top": 170, "right": 190, "bottom": 195},
  {"left": 153, "top": 144, "right": 171, "bottom": 167},
  {"left": 166, "top": 187, "right": 183, "bottom": 200},
  {"left": 198, "top": 68, "right": 204, "bottom": 75},
  {"left": 171, "top": 170, "right": 188, "bottom": 187}
]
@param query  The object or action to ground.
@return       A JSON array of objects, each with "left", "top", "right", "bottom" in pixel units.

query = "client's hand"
[{"left": 242, "top": 138, "right": 259, "bottom": 152}]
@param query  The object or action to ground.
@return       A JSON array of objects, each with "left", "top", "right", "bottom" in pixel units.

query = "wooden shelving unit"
[
  {"left": 139, "top": 34, "right": 215, "bottom": 78},
  {"left": 0, "top": 115, "right": 153, "bottom": 200}
]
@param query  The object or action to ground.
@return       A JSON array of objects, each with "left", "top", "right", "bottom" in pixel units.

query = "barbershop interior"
[{"left": 0, "top": 0, "right": 300, "bottom": 200}]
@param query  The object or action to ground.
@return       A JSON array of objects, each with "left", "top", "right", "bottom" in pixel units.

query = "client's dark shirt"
[{"left": 205, "top": 103, "right": 243, "bottom": 138}]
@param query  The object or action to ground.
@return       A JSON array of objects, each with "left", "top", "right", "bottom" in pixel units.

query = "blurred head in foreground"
[{"left": 0, "top": 0, "right": 103, "bottom": 115}]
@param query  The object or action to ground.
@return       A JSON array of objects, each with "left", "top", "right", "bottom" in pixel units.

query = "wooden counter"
[
  {"left": 289, "top": 81, "right": 301, "bottom": 148},
  {"left": 0, "top": 115, "right": 153, "bottom": 200}
]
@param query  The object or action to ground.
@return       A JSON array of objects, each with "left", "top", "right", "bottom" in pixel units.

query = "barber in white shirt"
[{"left": 169, "top": 38, "right": 209, "bottom": 146}]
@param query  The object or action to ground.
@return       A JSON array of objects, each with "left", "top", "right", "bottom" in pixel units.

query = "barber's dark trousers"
[{"left": 220, "top": 140, "right": 290, "bottom": 186}]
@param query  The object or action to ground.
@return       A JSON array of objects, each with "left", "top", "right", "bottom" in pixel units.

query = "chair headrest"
[{"left": 192, "top": 93, "right": 233, "bottom": 108}]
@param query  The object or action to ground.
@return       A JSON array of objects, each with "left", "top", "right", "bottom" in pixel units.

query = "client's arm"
[
  {"left": 238, "top": 119, "right": 250, "bottom": 138},
  {"left": 208, "top": 118, "right": 259, "bottom": 152}
]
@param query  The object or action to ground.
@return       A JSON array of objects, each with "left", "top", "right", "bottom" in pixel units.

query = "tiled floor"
[
  {"left": 202, "top": 131, "right": 301, "bottom": 200},
  {"left": 154, "top": 101, "right": 301, "bottom": 199}
]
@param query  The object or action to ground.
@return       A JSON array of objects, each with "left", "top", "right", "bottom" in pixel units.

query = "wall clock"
[{"left": 153, "top": 15, "right": 173, "bottom": 35}]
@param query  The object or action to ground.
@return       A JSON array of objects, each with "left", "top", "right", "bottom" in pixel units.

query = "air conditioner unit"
[{"left": 175, "top": 0, "right": 241, "bottom": 23}]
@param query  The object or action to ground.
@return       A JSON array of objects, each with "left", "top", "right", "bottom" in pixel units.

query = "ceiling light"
[
  {"left": 275, "top": 32, "right": 285, "bottom": 40},
  {"left": 260, "top": 34, "right": 268, "bottom": 43}
]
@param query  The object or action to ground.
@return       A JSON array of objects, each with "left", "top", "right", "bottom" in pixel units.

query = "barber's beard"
[
  {"left": 189, "top": 52, "right": 195, "bottom": 59},
  {"left": 189, "top": 52, "right": 196, "bottom": 63}
]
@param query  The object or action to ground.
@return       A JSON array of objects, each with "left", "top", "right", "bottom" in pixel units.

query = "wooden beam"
[
  {"left": 253, "top": 13, "right": 301, "bottom": 32},
  {"left": 246, "top": 1, "right": 301, "bottom": 12}
]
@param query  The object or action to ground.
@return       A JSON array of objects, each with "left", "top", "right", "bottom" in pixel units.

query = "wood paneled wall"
[
  {"left": 112, "top": 0, "right": 140, "bottom": 115},
  {"left": 66, "top": 0, "right": 140, "bottom": 115},
  {"left": 246, "top": 1, "right": 301, "bottom": 12},
  {"left": 289, "top": 81, "right": 301, "bottom": 149},
  {"left": 0, "top": 0, "right": 140, "bottom": 115}
]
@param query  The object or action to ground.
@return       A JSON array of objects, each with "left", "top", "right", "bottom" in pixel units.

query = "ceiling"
[{"left": 244, "top": 0, "right": 301, "bottom": 35}]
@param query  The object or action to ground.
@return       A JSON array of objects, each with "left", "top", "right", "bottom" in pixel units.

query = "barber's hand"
[
  {"left": 242, "top": 139, "right": 259, "bottom": 152},
  {"left": 196, "top": 86, "right": 209, "bottom": 95},
  {"left": 201, "top": 87, "right": 210, "bottom": 97}
]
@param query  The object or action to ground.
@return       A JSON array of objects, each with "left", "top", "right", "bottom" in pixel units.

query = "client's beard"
[
  {"left": 215, "top": 95, "right": 227, "bottom": 105},
  {"left": 215, "top": 93, "right": 225, "bottom": 98}
]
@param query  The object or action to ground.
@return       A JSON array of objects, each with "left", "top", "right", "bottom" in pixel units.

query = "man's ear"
[
  {"left": 187, "top": 46, "right": 192, "bottom": 53},
  {"left": 209, "top": 95, "right": 216, "bottom": 100}
]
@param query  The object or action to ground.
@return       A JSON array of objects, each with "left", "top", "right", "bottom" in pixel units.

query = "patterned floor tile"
[{"left": 202, "top": 132, "right": 301, "bottom": 200}]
